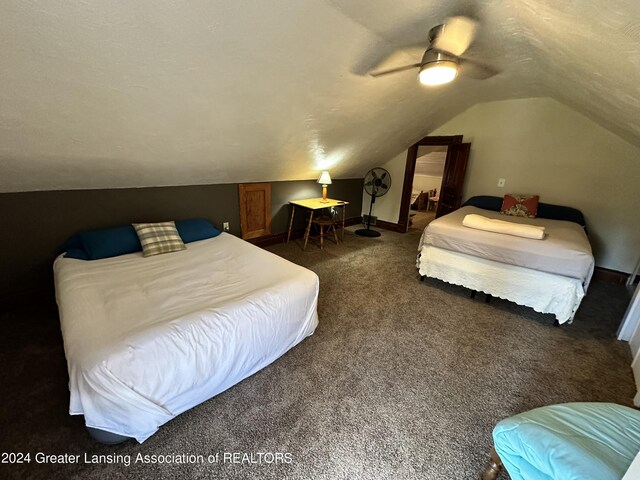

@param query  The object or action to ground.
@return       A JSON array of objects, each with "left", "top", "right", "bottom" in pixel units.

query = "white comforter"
[{"left": 54, "top": 233, "right": 319, "bottom": 442}]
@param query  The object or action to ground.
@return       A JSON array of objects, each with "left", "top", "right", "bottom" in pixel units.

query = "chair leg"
[
  {"left": 319, "top": 225, "right": 324, "bottom": 250},
  {"left": 331, "top": 224, "right": 338, "bottom": 244},
  {"left": 480, "top": 446, "right": 503, "bottom": 480},
  {"left": 303, "top": 211, "right": 314, "bottom": 250}
]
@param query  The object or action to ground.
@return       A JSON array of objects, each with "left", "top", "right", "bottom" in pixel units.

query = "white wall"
[
  {"left": 627, "top": 284, "right": 640, "bottom": 406},
  {"left": 361, "top": 151, "right": 408, "bottom": 223},
  {"left": 412, "top": 175, "right": 442, "bottom": 194},
  {"left": 374, "top": 97, "right": 640, "bottom": 272},
  {"left": 364, "top": 149, "right": 443, "bottom": 224}
]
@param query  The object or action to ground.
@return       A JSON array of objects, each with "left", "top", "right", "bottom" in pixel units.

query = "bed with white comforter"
[
  {"left": 54, "top": 232, "right": 319, "bottom": 442},
  {"left": 417, "top": 205, "right": 595, "bottom": 323}
]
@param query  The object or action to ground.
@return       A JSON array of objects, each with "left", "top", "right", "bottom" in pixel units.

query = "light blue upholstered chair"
[{"left": 481, "top": 403, "right": 640, "bottom": 480}]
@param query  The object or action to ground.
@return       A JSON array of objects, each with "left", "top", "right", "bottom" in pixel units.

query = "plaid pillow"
[{"left": 132, "top": 221, "right": 186, "bottom": 257}]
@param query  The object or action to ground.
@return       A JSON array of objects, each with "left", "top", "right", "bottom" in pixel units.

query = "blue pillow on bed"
[
  {"left": 175, "top": 218, "right": 222, "bottom": 243},
  {"left": 63, "top": 219, "right": 221, "bottom": 260},
  {"left": 462, "top": 196, "right": 504, "bottom": 212},
  {"left": 63, "top": 234, "right": 88, "bottom": 259},
  {"left": 64, "top": 248, "right": 91, "bottom": 260},
  {"left": 63, "top": 226, "right": 142, "bottom": 260}
]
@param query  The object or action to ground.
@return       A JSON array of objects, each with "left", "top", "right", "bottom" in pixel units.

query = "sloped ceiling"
[
  {"left": 415, "top": 146, "right": 447, "bottom": 176},
  {"left": 1, "top": 0, "right": 639, "bottom": 192}
]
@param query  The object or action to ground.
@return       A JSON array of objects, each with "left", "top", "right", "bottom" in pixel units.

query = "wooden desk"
[{"left": 287, "top": 198, "right": 349, "bottom": 249}]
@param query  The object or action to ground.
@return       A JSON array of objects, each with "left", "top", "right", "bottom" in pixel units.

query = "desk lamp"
[{"left": 317, "top": 171, "right": 332, "bottom": 203}]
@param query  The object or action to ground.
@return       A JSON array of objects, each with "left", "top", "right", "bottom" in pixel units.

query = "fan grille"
[{"left": 364, "top": 167, "right": 392, "bottom": 198}]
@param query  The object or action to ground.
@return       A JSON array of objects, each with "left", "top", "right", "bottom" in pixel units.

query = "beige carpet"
[
  {"left": 0, "top": 226, "right": 635, "bottom": 479},
  {"left": 409, "top": 210, "right": 436, "bottom": 231}
]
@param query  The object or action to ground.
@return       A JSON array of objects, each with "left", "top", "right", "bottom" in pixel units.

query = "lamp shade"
[{"left": 317, "top": 171, "right": 332, "bottom": 185}]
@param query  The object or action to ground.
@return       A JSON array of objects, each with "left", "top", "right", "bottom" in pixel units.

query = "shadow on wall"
[
  {"left": 271, "top": 179, "right": 364, "bottom": 233},
  {"left": 0, "top": 179, "right": 364, "bottom": 310}
]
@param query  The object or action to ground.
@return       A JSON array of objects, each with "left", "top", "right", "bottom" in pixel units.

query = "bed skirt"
[{"left": 417, "top": 245, "right": 586, "bottom": 324}]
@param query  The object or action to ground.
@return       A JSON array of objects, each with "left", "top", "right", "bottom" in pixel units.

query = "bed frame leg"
[
  {"left": 553, "top": 319, "right": 560, "bottom": 327},
  {"left": 480, "top": 446, "right": 503, "bottom": 480},
  {"left": 86, "top": 427, "right": 131, "bottom": 445},
  {"left": 420, "top": 275, "right": 426, "bottom": 282},
  {"left": 470, "top": 290, "right": 477, "bottom": 299},
  {"left": 485, "top": 293, "right": 492, "bottom": 304}
]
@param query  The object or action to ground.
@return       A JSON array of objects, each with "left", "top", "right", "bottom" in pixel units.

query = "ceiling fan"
[{"left": 370, "top": 16, "right": 500, "bottom": 86}]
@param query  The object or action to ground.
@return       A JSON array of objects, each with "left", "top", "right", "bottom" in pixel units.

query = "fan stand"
[{"left": 355, "top": 192, "right": 381, "bottom": 237}]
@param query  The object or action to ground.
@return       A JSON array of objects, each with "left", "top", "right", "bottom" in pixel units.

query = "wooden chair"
[
  {"left": 312, "top": 214, "right": 338, "bottom": 250},
  {"left": 410, "top": 190, "right": 423, "bottom": 211},
  {"left": 426, "top": 189, "right": 437, "bottom": 211},
  {"left": 415, "top": 191, "right": 429, "bottom": 211}
]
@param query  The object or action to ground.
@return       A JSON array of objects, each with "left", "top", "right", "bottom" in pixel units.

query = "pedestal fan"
[{"left": 356, "top": 167, "right": 391, "bottom": 237}]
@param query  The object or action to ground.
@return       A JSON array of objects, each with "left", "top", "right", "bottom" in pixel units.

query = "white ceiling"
[
  {"left": 1, "top": 0, "right": 639, "bottom": 192},
  {"left": 415, "top": 146, "right": 447, "bottom": 176}
]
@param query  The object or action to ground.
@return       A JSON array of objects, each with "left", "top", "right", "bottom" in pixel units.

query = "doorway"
[
  {"left": 408, "top": 145, "right": 447, "bottom": 231},
  {"left": 398, "top": 135, "right": 470, "bottom": 233}
]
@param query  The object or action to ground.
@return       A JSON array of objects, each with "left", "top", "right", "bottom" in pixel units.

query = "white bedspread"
[
  {"left": 418, "top": 245, "right": 585, "bottom": 323},
  {"left": 419, "top": 206, "right": 594, "bottom": 286},
  {"left": 54, "top": 233, "right": 319, "bottom": 442}
]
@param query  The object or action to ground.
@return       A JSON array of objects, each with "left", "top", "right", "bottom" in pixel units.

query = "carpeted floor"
[
  {"left": 0, "top": 226, "right": 635, "bottom": 479},
  {"left": 409, "top": 210, "right": 436, "bottom": 232}
]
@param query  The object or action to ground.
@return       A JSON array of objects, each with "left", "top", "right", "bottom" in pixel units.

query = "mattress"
[
  {"left": 54, "top": 233, "right": 319, "bottom": 442},
  {"left": 419, "top": 206, "right": 594, "bottom": 285}
]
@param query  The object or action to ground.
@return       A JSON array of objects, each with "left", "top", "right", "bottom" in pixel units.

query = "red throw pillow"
[{"left": 500, "top": 194, "right": 540, "bottom": 218}]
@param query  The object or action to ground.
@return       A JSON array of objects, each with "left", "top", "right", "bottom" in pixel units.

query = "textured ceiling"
[
  {"left": 1, "top": 0, "right": 639, "bottom": 192},
  {"left": 415, "top": 147, "right": 447, "bottom": 177}
]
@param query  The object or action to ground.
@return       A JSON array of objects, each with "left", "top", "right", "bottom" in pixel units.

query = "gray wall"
[
  {"left": 271, "top": 179, "right": 363, "bottom": 233},
  {"left": 0, "top": 179, "right": 363, "bottom": 306}
]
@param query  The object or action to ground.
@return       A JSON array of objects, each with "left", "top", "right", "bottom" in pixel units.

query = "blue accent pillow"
[
  {"left": 64, "top": 248, "right": 91, "bottom": 260},
  {"left": 462, "top": 196, "right": 504, "bottom": 212},
  {"left": 537, "top": 203, "right": 586, "bottom": 227},
  {"left": 65, "top": 225, "right": 142, "bottom": 260},
  {"left": 176, "top": 218, "right": 222, "bottom": 243},
  {"left": 82, "top": 225, "right": 142, "bottom": 259},
  {"left": 63, "top": 218, "right": 221, "bottom": 260},
  {"left": 64, "top": 233, "right": 84, "bottom": 251}
]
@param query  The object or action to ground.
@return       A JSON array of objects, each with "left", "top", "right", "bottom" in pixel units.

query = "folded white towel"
[{"left": 462, "top": 214, "right": 546, "bottom": 240}]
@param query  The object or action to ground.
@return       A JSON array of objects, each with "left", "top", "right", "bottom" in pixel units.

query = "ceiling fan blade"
[
  {"left": 432, "top": 16, "right": 477, "bottom": 57},
  {"left": 369, "top": 63, "right": 421, "bottom": 78},
  {"left": 459, "top": 57, "right": 501, "bottom": 79}
]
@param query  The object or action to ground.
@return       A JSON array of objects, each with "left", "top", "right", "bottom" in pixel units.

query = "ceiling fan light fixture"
[{"left": 418, "top": 60, "right": 458, "bottom": 86}]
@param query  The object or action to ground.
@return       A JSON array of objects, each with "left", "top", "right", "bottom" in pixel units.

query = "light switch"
[{"left": 497, "top": 178, "right": 506, "bottom": 187}]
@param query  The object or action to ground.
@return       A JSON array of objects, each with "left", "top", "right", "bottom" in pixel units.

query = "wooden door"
[
  {"left": 239, "top": 183, "right": 271, "bottom": 239},
  {"left": 435, "top": 143, "right": 470, "bottom": 218},
  {"left": 397, "top": 135, "right": 463, "bottom": 232}
]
